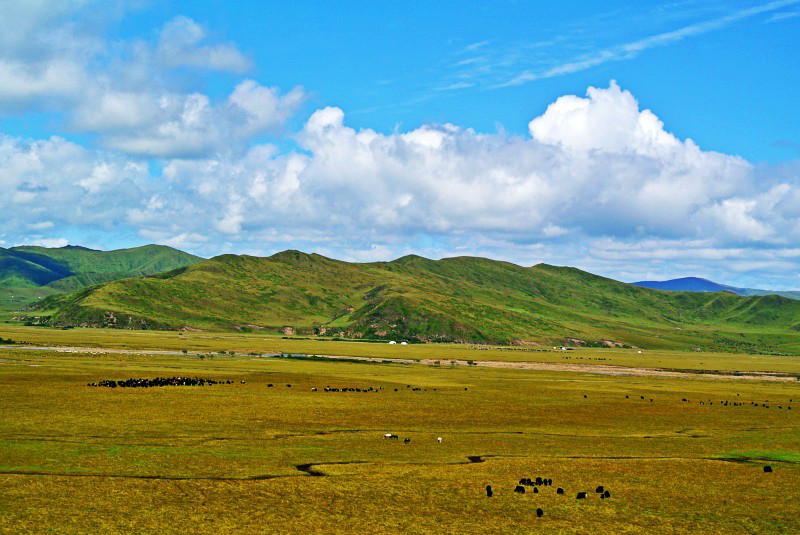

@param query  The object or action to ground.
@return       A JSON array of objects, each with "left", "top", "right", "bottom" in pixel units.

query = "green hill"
[
  {"left": 4, "top": 244, "right": 201, "bottom": 283},
  {"left": 0, "top": 245, "right": 202, "bottom": 315},
  {"left": 29, "top": 251, "right": 800, "bottom": 351},
  {"left": 0, "top": 252, "right": 70, "bottom": 287}
]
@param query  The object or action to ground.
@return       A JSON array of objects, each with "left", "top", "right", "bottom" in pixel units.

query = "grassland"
[
  {"left": 3, "top": 324, "right": 800, "bottom": 374},
  {"left": 1, "top": 330, "right": 799, "bottom": 533}
]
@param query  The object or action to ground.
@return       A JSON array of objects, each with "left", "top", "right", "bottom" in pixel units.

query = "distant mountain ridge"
[
  {"left": 632, "top": 277, "right": 800, "bottom": 300},
  {"left": 26, "top": 250, "right": 800, "bottom": 352}
]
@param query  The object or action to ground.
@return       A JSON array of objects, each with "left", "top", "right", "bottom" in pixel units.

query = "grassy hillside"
[
  {"left": 29, "top": 251, "right": 800, "bottom": 350},
  {"left": 0, "top": 244, "right": 202, "bottom": 319},
  {"left": 5, "top": 244, "right": 201, "bottom": 283},
  {"left": 0, "top": 248, "right": 72, "bottom": 287},
  {"left": 0, "top": 243, "right": 202, "bottom": 290}
]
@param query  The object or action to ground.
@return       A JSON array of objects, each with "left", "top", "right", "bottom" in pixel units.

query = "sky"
[{"left": 1, "top": 0, "right": 799, "bottom": 289}]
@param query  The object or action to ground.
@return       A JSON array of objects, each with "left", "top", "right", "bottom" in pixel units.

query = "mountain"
[
  {"left": 0, "top": 245, "right": 203, "bottom": 312},
  {"left": 29, "top": 251, "right": 800, "bottom": 351},
  {"left": 632, "top": 277, "right": 800, "bottom": 300},
  {"left": 632, "top": 277, "right": 744, "bottom": 295}
]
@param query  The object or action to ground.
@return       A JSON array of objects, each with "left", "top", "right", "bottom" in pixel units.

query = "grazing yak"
[
  {"left": 576, "top": 492, "right": 588, "bottom": 499},
  {"left": 486, "top": 485, "right": 493, "bottom": 497}
]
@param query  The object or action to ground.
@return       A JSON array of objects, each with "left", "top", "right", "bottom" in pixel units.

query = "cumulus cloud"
[
  {"left": 2, "top": 69, "right": 800, "bottom": 287},
  {"left": 0, "top": 134, "right": 150, "bottom": 244},
  {"left": 529, "top": 81, "right": 681, "bottom": 156},
  {"left": 0, "top": 1, "right": 98, "bottom": 111},
  {"left": 76, "top": 79, "right": 304, "bottom": 159},
  {"left": 156, "top": 16, "right": 251, "bottom": 72},
  {"left": 0, "top": 5, "right": 295, "bottom": 159},
  {"left": 267, "top": 83, "right": 755, "bottom": 245},
  {"left": 123, "top": 82, "right": 796, "bottom": 287}
]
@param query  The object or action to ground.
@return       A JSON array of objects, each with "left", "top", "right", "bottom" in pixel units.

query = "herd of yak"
[
  {"left": 87, "top": 377, "right": 236, "bottom": 388},
  {"left": 87, "top": 378, "right": 794, "bottom": 414},
  {"left": 484, "top": 477, "right": 611, "bottom": 518}
]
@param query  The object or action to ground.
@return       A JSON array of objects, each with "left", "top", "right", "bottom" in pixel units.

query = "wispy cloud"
[
  {"left": 496, "top": 0, "right": 800, "bottom": 87},
  {"left": 436, "top": 81, "right": 474, "bottom": 91},
  {"left": 464, "top": 40, "right": 490, "bottom": 52},
  {"left": 766, "top": 10, "right": 800, "bottom": 21}
]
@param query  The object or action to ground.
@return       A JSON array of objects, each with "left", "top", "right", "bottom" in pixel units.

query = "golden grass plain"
[{"left": 0, "top": 328, "right": 799, "bottom": 533}]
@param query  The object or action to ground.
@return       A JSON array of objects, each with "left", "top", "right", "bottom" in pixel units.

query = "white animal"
[
  {"left": 437, "top": 437, "right": 442, "bottom": 444},
  {"left": 388, "top": 341, "right": 397, "bottom": 345}
]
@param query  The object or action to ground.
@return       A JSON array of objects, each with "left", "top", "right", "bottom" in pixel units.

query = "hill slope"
[
  {"left": 0, "top": 244, "right": 202, "bottom": 289},
  {"left": 0, "top": 245, "right": 203, "bottom": 316},
  {"left": 32, "top": 251, "right": 800, "bottom": 351}
]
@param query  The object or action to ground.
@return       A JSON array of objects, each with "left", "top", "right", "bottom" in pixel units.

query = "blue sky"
[{"left": 1, "top": 0, "right": 799, "bottom": 288}]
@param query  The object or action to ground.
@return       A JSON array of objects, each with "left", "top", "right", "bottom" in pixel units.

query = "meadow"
[
  {"left": 1, "top": 328, "right": 799, "bottom": 533},
  {"left": 2, "top": 324, "right": 800, "bottom": 374}
]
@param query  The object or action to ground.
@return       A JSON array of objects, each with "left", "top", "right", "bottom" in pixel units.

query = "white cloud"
[
  {"left": 0, "top": 58, "right": 86, "bottom": 107},
  {"left": 73, "top": 90, "right": 163, "bottom": 132},
  {"left": 0, "top": 7, "right": 293, "bottom": 159},
  {"left": 699, "top": 199, "right": 772, "bottom": 241},
  {"left": 75, "top": 80, "right": 304, "bottom": 158},
  {"left": 528, "top": 81, "right": 681, "bottom": 156},
  {"left": 2, "top": 77, "right": 800, "bottom": 288},
  {"left": 123, "top": 83, "right": 759, "bottom": 245},
  {"left": 156, "top": 16, "right": 250, "bottom": 72},
  {"left": 0, "top": 134, "right": 150, "bottom": 239},
  {"left": 0, "top": 1, "right": 97, "bottom": 111},
  {"left": 228, "top": 80, "right": 306, "bottom": 133},
  {"left": 130, "top": 82, "right": 798, "bottom": 287},
  {"left": 766, "top": 10, "right": 800, "bottom": 22},
  {"left": 27, "top": 237, "right": 69, "bottom": 248}
]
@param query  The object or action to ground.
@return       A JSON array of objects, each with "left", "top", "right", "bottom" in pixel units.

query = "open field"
[
  {"left": 2, "top": 325, "right": 800, "bottom": 374},
  {"left": 1, "top": 340, "right": 799, "bottom": 533}
]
